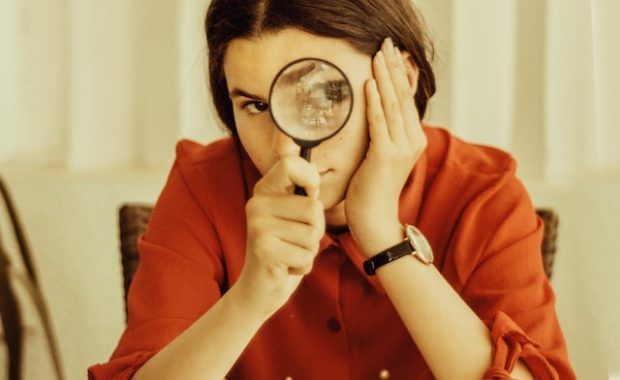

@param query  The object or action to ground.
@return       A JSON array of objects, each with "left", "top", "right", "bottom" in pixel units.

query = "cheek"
[
  {"left": 336, "top": 88, "right": 370, "bottom": 165},
  {"left": 236, "top": 118, "right": 273, "bottom": 175},
  {"left": 316, "top": 100, "right": 369, "bottom": 180},
  {"left": 341, "top": 119, "right": 369, "bottom": 172}
]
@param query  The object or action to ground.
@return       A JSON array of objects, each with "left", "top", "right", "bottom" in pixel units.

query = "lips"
[{"left": 319, "top": 169, "right": 332, "bottom": 175}]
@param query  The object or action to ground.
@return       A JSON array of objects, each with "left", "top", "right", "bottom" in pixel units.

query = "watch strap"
[{"left": 363, "top": 239, "right": 414, "bottom": 276}]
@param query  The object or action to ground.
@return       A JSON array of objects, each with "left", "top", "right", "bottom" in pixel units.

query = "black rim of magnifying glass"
[{"left": 268, "top": 57, "right": 355, "bottom": 149}]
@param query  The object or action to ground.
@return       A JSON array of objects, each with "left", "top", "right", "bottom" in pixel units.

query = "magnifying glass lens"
[{"left": 270, "top": 59, "right": 353, "bottom": 143}]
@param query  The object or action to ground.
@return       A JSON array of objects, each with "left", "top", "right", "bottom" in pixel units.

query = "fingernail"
[
  {"left": 376, "top": 51, "right": 384, "bottom": 65},
  {"left": 386, "top": 37, "right": 394, "bottom": 53},
  {"left": 380, "top": 38, "right": 388, "bottom": 52},
  {"left": 368, "top": 78, "right": 378, "bottom": 94}
]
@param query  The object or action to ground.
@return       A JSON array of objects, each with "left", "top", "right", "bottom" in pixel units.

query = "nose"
[{"left": 272, "top": 127, "right": 300, "bottom": 159}]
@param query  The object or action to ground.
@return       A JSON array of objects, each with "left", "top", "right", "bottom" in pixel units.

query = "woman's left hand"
[{"left": 345, "top": 37, "right": 427, "bottom": 257}]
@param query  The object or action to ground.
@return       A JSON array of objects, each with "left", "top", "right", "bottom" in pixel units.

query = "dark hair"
[{"left": 205, "top": 0, "right": 436, "bottom": 135}]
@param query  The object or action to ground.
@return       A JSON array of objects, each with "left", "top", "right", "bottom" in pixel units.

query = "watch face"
[{"left": 405, "top": 224, "right": 434, "bottom": 264}]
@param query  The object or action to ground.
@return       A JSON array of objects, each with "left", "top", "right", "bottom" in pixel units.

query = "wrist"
[
  {"left": 224, "top": 282, "right": 270, "bottom": 329},
  {"left": 229, "top": 274, "right": 278, "bottom": 322},
  {"left": 365, "top": 223, "right": 435, "bottom": 275},
  {"left": 352, "top": 219, "right": 404, "bottom": 258}
]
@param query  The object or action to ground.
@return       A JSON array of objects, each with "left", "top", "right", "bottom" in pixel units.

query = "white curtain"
[
  {"left": 1, "top": 0, "right": 618, "bottom": 180},
  {"left": 417, "top": 0, "right": 620, "bottom": 183},
  {"left": 0, "top": 0, "right": 220, "bottom": 172}
]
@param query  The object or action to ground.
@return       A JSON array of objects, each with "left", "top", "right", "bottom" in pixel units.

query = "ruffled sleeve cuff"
[
  {"left": 483, "top": 311, "right": 560, "bottom": 380},
  {"left": 88, "top": 351, "right": 157, "bottom": 380}
]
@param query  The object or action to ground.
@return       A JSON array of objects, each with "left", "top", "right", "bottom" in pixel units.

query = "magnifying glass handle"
[{"left": 294, "top": 147, "right": 312, "bottom": 196}]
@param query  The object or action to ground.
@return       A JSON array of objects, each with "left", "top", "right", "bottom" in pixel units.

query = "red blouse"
[{"left": 88, "top": 126, "right": 576, "bottom": 379}]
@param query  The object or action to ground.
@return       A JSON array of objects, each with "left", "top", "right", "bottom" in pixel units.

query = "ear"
[{"left": 399, "top": 51, "right": 419, "bottom": 94}]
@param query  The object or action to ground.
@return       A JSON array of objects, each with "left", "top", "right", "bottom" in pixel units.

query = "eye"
[
  {"left": 324, "top": 80, "right": 348, "bottom": 103},
  {"left": 242, "top": 101, "right": 270, "bottom": 115}
]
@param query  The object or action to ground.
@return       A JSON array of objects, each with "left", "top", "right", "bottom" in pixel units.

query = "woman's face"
[{"left": 223, "top": 28, "right": 372, "bottom": 211}]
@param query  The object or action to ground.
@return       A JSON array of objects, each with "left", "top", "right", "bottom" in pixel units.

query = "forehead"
[{"left": 223, "top": 28, "right": 370, "bottom": 99}]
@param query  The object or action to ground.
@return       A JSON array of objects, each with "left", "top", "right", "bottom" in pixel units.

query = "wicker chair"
[
  {"left": 118, "top": 204, "right": 152, "bottom": 320},
  {"left": 118, "top": 204, "right": 560, "bottom": 317}
]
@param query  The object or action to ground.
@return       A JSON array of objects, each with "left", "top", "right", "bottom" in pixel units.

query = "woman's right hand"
[{"left": 235, "top": 156, "right": 326, "bottom": 317}]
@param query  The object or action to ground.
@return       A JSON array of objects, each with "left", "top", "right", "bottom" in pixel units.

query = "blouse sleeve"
[
  {"left": 88, "top": 158, "right": 225, "bottom": 380},
  {"left": 454, "top": 170, "right": 576, "bottom": 379}
]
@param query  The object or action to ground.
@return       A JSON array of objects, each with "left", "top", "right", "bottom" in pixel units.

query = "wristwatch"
[{"left": 363, "top": 224, "right": 434, "bottom": 275}]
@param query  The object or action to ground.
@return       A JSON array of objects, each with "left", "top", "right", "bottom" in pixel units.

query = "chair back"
[
  {"left": 536, "top": 208, "right": 559, "bottom": 280},
  {"left": 118, "top": 204, "right": 152, "bottom": 320}
]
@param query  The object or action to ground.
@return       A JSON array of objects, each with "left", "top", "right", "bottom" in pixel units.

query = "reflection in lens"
[{"left": 270, "top": 59, "right": 353, "bottom": 143}]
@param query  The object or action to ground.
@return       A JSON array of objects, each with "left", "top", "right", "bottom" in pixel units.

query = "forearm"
[
  {"left": 359, "top": 227, "right": 534, "bottom": 380},
  {"left": 133, "top": 283, "right": 267, "bottom": 380}
]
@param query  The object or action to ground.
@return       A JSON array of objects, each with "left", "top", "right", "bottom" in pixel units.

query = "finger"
[
  {"left": 373, "top": 45, "right": 405, "bottom": 143},
  {"left": 254, "top": 156, "right": 320, "bottom": 197},
  {"left": 381, "top": 39, "right": 415, "bottom": 146},
  {"left": 252, "top": 195, "right": 324, "bottom": 226},
  {"left": 268, "top": 238, "right": 316, "bottom": 275},
  {"left": 392, "top": 48, "right": 421, "bottom": 145},
  {"left": 269, "top": 217, "right": 324, "bottom": 253},
  {"left": 365, "top": 78, "right": 389, "bottom": 145}
]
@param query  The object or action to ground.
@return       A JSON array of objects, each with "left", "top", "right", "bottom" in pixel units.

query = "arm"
[
  {"left": 357, "top": 224, "right": 534, "bottom": 380},
  {"left": 89, "top": 154, "right": 325, "bottom": 380},
  {"left": 134, "top": 156, "right": 325, "bottom": 379},
  {"left": 132, "top": 282, "right": 266, "bottom": 380}
]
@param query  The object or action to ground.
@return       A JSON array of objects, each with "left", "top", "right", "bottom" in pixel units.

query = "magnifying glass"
[{"left": 269, "top": 58, "right": 354, "bottom": 196}]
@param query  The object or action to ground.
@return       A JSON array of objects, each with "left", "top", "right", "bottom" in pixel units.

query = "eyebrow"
[
  {"left": 228, "top": 62, "right": 317, "bottom": 102},
  {"left": 229, "top": 88, "right": 268, "bottom": 102},
  {"left": 279, "top": 62, "right": 316, "bottom": 85},
  {"left": 278, "top": 63, "right": 345, "bottom": 87}
]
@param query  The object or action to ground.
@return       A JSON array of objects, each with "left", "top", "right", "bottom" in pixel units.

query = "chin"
[
  {"left": 320, "top": 171, "right": 353, "bottom": 207},
  {"left": 319, "top": 185, "right": 347, "bottom": 211}
]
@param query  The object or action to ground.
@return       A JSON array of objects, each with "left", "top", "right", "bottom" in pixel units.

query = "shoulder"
[
  {"left": 421, "top": 125, "right": 527, "bottom": 213},
  {"left": 171, "top": 136, "right": 247, "bottom": 195},
  {"left": 420, "top": 125, "right": 532, "bottom": 222},
  {"left": 419, "top": 127, "right": 539, "bottom": 282},
  {"left": 151, "top": 136, "right": 240, "bottom": 222},
  {"left": 175, "top": 136, "right": 238, "bottom": 165},
  {"left": 418, "top": 125, "right": 536, "bottom": 246},
  {"left": 148, "top": 135, "right": 247, "bottom": 252},
  {"left": 422, "top": 125, "right": 516, "bottom": 178},
  {"left": 170, "top": 134, "right": 248, "bottom": 200}
]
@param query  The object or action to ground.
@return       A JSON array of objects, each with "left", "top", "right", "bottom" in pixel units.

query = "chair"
[
  {"left": 0, "top": 176, "right": 65, "bottom": 380},
  {"left": 118, "top": 204, "right": 152, "bottom": 321},
  {"left": 118, "top": 204, "right": 560, "bottom": 317},
  {"left": 536, "top": 208, "right": 559, "bottom": 279}
]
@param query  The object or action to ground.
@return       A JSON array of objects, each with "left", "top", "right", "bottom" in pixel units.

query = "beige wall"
[{"left": 1, "top": 169, "right": 166, "bottom": 379}]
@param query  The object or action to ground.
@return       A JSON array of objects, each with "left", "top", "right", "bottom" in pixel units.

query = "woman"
[{"left": 89, "top": 0, "right": 575, "bottom": 379}]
